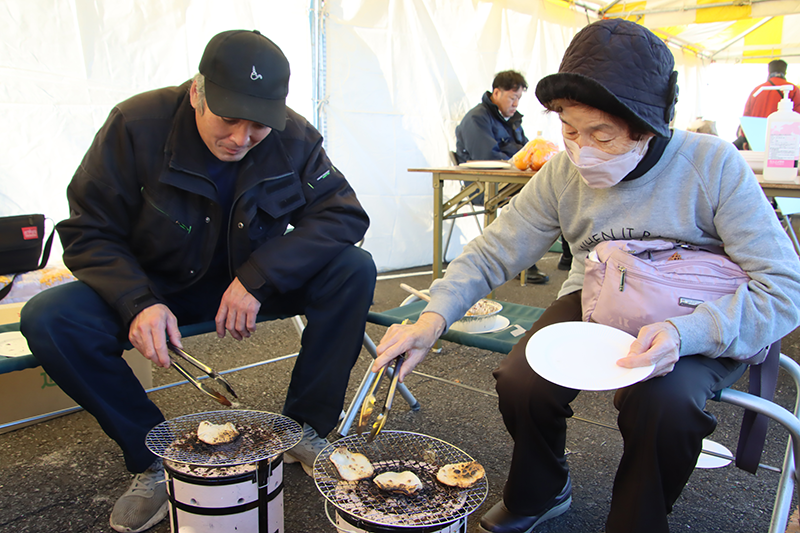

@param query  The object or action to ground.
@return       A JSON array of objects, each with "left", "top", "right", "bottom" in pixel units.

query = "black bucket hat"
[
  {"left": 535, "top": 19, "right": 678, "bottom": 138},
  {"left": 199, "top": 30, "right": 290, "bottom": 130}
]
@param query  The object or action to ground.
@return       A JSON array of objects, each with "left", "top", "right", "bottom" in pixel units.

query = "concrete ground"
[{"left": 1, "top": 251, "right": 800, "bottom": 533}]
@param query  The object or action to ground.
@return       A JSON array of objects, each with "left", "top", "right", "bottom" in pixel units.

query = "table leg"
[{"left": 433, "top": 172, "right": 444, "bottom": 281}]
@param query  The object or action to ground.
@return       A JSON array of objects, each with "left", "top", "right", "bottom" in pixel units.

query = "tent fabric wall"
[
  {"left": 324, "top": 0, "right": 587, "bottom": 269},
  {"left": 0, "top": 1, "right": 313, "bottom": 262}
]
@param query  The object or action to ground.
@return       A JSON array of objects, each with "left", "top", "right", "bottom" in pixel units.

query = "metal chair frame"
[{"left": 712, "top": 353, "right": 800, "bottom": 533}]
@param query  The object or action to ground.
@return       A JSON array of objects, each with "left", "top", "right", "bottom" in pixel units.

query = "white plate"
[
  {"left": 0, "top": 331, "right": 32, "bottom": 358},
  {"left": 525, "top": 322, "right": 654, "bottom": 391},
  {"left": 696, "top": 439, "right": 732, "bottom": 469},
  {"left": 450, "top": 315, "right": 511, "bottom": 334},
  {"left": 458, "top": 160, "right": 513, "bottom": 169}
]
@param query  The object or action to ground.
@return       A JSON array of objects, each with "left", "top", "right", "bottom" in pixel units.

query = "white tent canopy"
[{"left": 1, "top": 1, "right": 796, "bottom": 273}]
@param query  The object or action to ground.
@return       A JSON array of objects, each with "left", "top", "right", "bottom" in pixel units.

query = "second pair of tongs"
[
  {"left": 357, "top": 354, "right": 405, "bottom": 443},
  {"left": 167, "top": 342, "right": 238, "bottom": 407}
]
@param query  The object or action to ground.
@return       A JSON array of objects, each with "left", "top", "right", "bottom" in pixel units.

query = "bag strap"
[
  {"left": 0, "top": 274, "right": 18, "bottom": 301},
  {"left": 735, "top": 340, "right": 781, "bottom": 474},
  {"left": 37, "top": 221, "right": 55, "bottom": 270}
]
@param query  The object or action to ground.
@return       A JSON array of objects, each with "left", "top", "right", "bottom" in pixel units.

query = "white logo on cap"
[{"left": 250, "top": 66, "right": 263, "bottom": 81}]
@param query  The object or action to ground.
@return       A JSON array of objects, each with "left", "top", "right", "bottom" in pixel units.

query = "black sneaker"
[
  {"left": 479, "top": 475, "right": 572, "bottom": 533},
  {"left": 519, "top": 265, "right": 548, "bottom": 284},
  {"left": 557, "top": 255, "right": 572, "bottom": 271}
]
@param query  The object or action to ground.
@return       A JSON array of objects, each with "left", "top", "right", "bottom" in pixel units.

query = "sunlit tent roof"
[{"left": 549, "top": 0, "right": 800, "bottom": 63}]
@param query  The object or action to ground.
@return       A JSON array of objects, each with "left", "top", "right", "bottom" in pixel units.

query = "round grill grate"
[
  {"left": 314, "top": 431, "right": 487, "bottom": 528},
  {"left": 146, "top": 410, "right": 302, "bottom": 467}
]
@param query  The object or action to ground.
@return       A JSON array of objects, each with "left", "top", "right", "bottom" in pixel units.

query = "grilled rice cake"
[
  {"left": 329, "top": 447, "right": 375, "bottom": 481},
  {"left": 373, "top": 471, "right": 423, "bottom": 496},
  {"left": 436, "top": 461, "right": 485, "bottom": 488},
  {"left": 197, "top": 421, "right": 239, "bottom": 445}
]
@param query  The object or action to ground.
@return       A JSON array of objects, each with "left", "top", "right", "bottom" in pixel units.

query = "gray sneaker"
[
  {"left": 109, "top": 459, "right": 169, "bottom": 533},
  {"left": 284, "top": 423, "right": 330, "bottom": 477}
]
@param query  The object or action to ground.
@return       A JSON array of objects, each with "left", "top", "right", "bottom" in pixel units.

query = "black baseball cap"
[{"left": 199, "top": 30, "right": 290, "bottom": 130}]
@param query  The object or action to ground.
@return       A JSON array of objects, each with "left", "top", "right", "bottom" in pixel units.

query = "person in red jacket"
[
  {"left": 744, "top": 59, "right": 800, "bottom": 117},
  {"left": 734, "top": 60, "right": 800, "bottom": 149}
]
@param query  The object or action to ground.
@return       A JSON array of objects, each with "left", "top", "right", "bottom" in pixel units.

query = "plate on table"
[
  {"left": 450, "top": 315, "right": 510, "bottom": 334},
  {"left": 458, "top": 160, "right": 514, "bottom": 169},
  {"left": 0, "top": 331, "right": 32, "bottom": 358},
  {"left": 525, "top": 322, "right": 654, "bottom": 391}
]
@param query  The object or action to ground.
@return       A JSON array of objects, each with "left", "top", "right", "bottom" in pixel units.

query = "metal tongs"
[
  {"left": 167, "top": 342, "right": 238, "bottom": 407},
  {"left": 356, "top": 354, "right": 406, "bottom": 443}
]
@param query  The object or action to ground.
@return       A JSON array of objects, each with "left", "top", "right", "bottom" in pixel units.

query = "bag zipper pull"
[{"left": 618, "top": 266, "right": 626, "bottom": 291}]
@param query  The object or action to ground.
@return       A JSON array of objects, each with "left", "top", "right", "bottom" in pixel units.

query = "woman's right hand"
[{"left": 374, "top": 312, "right": 447, "bottom": 382}]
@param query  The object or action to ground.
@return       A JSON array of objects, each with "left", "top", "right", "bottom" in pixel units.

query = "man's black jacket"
[{"left": 59, "top": 81, "right": 369, "bottom": 324}]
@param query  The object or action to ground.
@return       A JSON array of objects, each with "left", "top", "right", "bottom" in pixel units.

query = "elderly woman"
[{"left": 374, "top": 19, "right": 800, "bottom": 533}]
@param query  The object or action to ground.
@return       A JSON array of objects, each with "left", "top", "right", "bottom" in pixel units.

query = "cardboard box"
[{"left": 0, "top": 302, "right": 152, "bottom": 434}]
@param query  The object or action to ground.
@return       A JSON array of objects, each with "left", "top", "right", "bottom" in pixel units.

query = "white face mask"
[{"left": 564, "top": 137, "right": 650, "bottom": 188}]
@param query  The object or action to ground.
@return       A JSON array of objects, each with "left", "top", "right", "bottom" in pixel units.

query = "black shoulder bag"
[{"left": 0, "top": 214, "right": 55, "bottom": 300}]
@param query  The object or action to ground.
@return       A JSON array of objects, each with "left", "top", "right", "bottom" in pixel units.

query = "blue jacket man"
[
  {"left": 455, "top": 70, "right": 529, "bottom": 163},
  {"left": 454, "top": 71, "right": 552, "bottom": 282}
]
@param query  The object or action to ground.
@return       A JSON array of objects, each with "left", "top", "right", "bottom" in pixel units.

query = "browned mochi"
[
  {"left": 196, "top": 421, "right": 239, "bottom": 445},
  {"left": 436, "top": 461, "right": 485, "bottom": 488},
  {"left": 329, "top": 447, "right": 375, "bottom": 481},
  {"left": 373, "top": 471, "right": 423, "bottom": 496}
]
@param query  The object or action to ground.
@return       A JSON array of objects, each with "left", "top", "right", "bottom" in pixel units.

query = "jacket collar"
[{"left": 162, "top": 90, "right": 296, "bottom": 200}]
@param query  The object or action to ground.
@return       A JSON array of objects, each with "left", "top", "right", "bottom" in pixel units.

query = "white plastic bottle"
[{"left": 759, "top": 85, "right": 800, "bottom": 183}]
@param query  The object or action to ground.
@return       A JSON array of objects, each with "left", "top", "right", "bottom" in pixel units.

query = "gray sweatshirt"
[{"left": 425, "top": 129, "right": 800, "bottom": 362}]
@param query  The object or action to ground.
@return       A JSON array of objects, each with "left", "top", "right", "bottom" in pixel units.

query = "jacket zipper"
[
  {"left": 141, "top": 187, "right": 192, "bottom": 233},
  {"left": 616, "top": 265, "right": 746, "bottom": 295}
]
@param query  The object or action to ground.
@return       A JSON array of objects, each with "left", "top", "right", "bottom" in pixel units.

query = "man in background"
[
  {"left": 454, "top": 70, "right": 549, "bottom": 283},
  {"left": 744, "top": 59, "right": 800, "bottom": 117},
  {"left": 21, "top": 30, "right": 375, "bottom": 533},
  {"left": 736, "top": 59, "right": 800, "bottom": 149},
  {"left": 455, "top": 70, "right": 529, "bottom": 163}
]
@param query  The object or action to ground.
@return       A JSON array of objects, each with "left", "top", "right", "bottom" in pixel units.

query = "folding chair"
[
  {"left": 711, "top": 347, "right": 800, "bottom": 533},
  {"left": 442, "top": 151, "right": 485, "bottom": 263}
]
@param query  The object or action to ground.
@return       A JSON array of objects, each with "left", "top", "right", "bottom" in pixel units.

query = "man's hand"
[
  {"left": 616, "top": 321, "right": 681, "bottom": 379},
  {"left": 216, "top": 277, "right": 261, "bottom": 340},
  {"left": 374, "top": 312, "right": 446, "bottom": 382},
  {"left": 129, "top": 304, "right": 181, "bottom": 368}
]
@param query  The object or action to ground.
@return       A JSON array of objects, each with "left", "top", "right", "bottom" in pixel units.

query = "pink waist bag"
[{"left": 582, "top": 240, "right": 750, "bottom": 336}]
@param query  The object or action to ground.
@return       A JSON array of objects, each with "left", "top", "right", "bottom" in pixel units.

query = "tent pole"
[
  {"left": 605, "top": 0, "right": 776, "bottom": 19},
  {"left": 710, "top": 17, "right": 774, "bottom": 60},
  {"left": 310, "top": 0, "right": 328, "bottom": 143}
]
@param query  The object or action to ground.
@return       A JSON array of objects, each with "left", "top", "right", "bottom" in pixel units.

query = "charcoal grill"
[
  {"left": 146, "top": 410, "right": 302, "bottom": 533},
  {"left": 314, "top": 431, "right": 487, "bottom": 532}
]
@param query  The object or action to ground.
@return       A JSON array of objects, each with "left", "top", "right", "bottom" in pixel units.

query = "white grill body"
[{"left": 166, "top": 456, "right": 283, "bottom": 533}]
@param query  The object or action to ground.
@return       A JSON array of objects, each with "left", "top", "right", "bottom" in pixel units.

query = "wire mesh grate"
[
  {"left": 146, "top": 410, "right": 302, "bottom": 467},
  {"left": 314, "top": 431, "right": 487, "bottom": 528}
]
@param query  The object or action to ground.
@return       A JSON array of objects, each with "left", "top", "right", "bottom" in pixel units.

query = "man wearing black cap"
[
  {"left": 373, "top": 19, "right": 800, "bottom": 533},
  {"left": 20, "top": 30, "right": 375, "bottom": 532}
]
